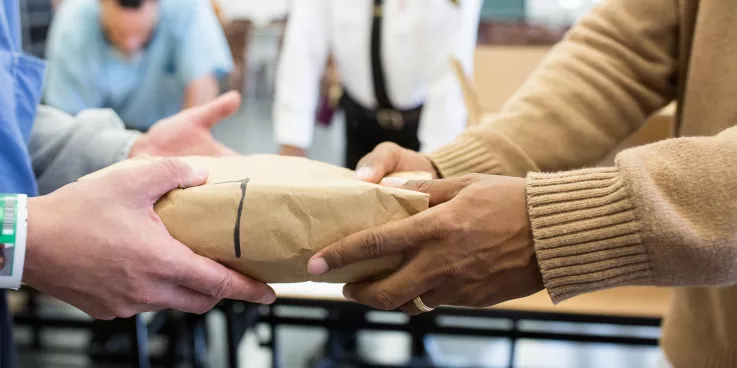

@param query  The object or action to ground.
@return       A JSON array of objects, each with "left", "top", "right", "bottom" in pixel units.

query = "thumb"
[
  {"left": 117, "top": 158, "right": 209, "bottom": 203},
  {"left": 354, "top": 142, "right": 404, "bottom": 183},
  {"left": 189, "top": 91, "right": 241, "bottom": 129},
  {"left": 380, "top": 176, "right": 473, "bottom": 206}
]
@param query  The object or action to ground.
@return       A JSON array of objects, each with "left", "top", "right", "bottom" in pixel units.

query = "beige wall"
[
  {"left": 471, "top": 45, "right": 673, "bottom": 164},
  {"left": 473, "top": 45, "right": 553, "bottom": 113}
]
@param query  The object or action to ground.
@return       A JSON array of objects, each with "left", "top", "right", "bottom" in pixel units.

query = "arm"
[
  {"left": 183, "top": 74, "right": 221, "bottom": 109},
  {"left": 308, "top": 125, "right": 737, "bottom": 312},
  {"left": 175, "top": 0, "right": 233, "bottom": 109},
  {"left": 529, "top": 125, "right": 737, "bottom": 302},
  {"left": 417, "top": 0, "right": 482, "bottom": 152},
  {"left": 273, "top": 0, "right": 329, "bottom": 152},
  {"left": 29, "top": 106, "right": 139, "bottom": 195},
  {"left": 30, "top": 92, "right": 242, "bottom": 194},
  {"left": 428, "top": 0, "right": 678, "bottom": 177}
]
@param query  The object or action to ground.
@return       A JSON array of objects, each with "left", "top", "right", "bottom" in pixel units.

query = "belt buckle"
[{"left": 377, "top": 109, "right": 404, "bottom": 130}]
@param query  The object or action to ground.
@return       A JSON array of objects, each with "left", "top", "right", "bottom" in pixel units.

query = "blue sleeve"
[
  {"left": 43, "top": 1, "right": 103, "bottom": 115},
  {"left": 174, "top": 0, "right": 234, "bottom": 84}
]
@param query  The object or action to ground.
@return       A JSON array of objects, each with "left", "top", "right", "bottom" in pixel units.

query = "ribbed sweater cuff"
[
  {"left": 526, "top": 167, "right": 653, "bottom": 303},
  {"left": 427, "top": 137, "right": 503, "bottom": 178}
]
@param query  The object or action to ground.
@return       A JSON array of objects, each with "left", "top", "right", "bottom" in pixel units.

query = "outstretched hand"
[{"left": 130, "top": 91, "right": 241, "bottom": 157}]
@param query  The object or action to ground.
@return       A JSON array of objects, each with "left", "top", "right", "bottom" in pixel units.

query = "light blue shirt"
[{"left": 44, "top": 0, "right": 233, "bottom": 131}]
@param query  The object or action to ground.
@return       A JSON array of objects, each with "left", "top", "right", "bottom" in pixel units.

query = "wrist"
[
  {"left": 22, "top": 196, "right": 54, "bottom": 289},
  {"left": 0, "top": 194, "right": 28, "bottom": 289}
]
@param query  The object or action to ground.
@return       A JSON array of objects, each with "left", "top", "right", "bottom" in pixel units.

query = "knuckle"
[
  {"left": 376, "top": 141, "right": 399, "bottom": 152},
  {"left": 363, "top": 231, "right": 390, "bottom": 258},
  {"left": 430, "top": 257, "right": 463, "bottom": 283},
  {"left": 427, "top": 218, "right": 452, "bottom": 241},
  {"left": 460, "top": 173, "right": 484, "bottom": 183},
  {"left": 152, "top": 253, "right": 181, "bottom": 280},
  {"left": 131, "top": 291, "right": 157, "bottom": 307},
  {"left": 113, "top": 305, "right": 137, "bottom": 319},
  {"left": 415, "top": 179, "right": 437, "bottom": 194},
  {"left": 213, "top": 274, "right": 234, "bottom": 300},
  {"left": 443, "top": 209, "right": 468, "bottom": 235},
  {"left": 157, "top": 158, "right": 189, "bottom": 183},
  {"left": 373, "top": 289, "right": 400, "bottom": 310},
  {"left": 331, "top": 243, "right": 347, "bottom": 268}
]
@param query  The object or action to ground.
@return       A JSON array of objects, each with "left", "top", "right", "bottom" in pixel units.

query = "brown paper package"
[{"left": 83, "top": 155, "right": 430, "bottom": 283}]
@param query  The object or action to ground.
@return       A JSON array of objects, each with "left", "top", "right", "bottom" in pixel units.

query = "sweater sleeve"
[
  {"left": 528, "top": 125, "right": 737, "bottom": 303},
  {"left": 427, "top": 0, "right": 678, "bottom": 178}
]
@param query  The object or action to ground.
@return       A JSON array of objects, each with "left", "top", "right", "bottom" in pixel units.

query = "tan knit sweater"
[{"left": 427, "top": 1, "right": 737, "bottom": 367}]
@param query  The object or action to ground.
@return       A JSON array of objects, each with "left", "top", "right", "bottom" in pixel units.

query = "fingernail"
[
  {"left": 260, "top": 293, "right": 276, "bottom": 304},
  {"left": 191, "top": 166, "right": 209, "bottom": 181},
  {"left": 307, "top": 258, "right": 329, "bottom": 275},
  {"left": 355, "top": 166, "right": 375, "bottom": 180},
  {"left": 343, "top": 290, "right": 355, "bottom": 302},
  {"left": 380, "top": 177, "right": 408, "bottom": 187}
]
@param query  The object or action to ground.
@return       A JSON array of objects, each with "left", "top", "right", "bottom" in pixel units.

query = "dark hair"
[{"left": 116, "top": 0, "right": 147, "bottom": 9}]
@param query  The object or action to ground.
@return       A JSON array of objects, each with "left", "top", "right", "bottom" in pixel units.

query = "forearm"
[
  {"left": 183, "top": 75, "right": 221, "bottom": 109},
  {"left": 29, "top": 106, "right": 140, "bottom": 195},
  {"left": 528, "top": 125, "right": 737, "bottom": 303},
  {"left": 429, "top": 0, "right": 678, "bottom": 178}
]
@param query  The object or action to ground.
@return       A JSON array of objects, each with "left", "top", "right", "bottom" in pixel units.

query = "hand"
[
  {"left": 279, "top": 145, "right": 307, "bottom": 157},
  {"left": 129, "top": 91, "right": 241, "bottom": 157},
  {"left": 307, "top": 174, "right": 543, "bottom": 315},
  {"left": 23, "top": 158, "right": 275, "bottom": 320},
  {"left": 354, "top": 142, "right": 438, "bottom": 183}
]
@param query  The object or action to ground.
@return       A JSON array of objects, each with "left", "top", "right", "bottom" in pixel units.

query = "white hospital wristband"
[{"left": 0, "top": 194, "right": 28, "bottom": 290}]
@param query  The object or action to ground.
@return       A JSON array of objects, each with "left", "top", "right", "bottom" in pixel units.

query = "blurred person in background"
[
  {"left": 43, "top": 0, "right": 233, "bottom": 131},
  {"left": 308, "top": 0, "right": 737, "bottom": 367},
  {"left": 274, "top": 0, "right": 482, "bottom": 169}
]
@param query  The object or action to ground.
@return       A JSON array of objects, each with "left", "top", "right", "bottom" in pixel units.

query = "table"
[{"left": 223, "top": 284, "right": 671, "bottom": 368}]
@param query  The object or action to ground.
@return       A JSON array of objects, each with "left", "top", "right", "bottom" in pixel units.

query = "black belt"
[
  {"left": 357, "top": 0, "right": 422, "bottom": 131},
  {"left": 341, "top": 91, "right": 422, "bottom": 131}
]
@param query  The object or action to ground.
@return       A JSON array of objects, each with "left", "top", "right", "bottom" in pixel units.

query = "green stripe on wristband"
[
  {"left": 0, "top": 194, "right": 24, "bottom": 284},
  {"left": 0, "top": 194, "right": 19, "bottom": 246}
]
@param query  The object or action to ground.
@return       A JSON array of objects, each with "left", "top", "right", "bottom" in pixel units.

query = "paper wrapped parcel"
[{"left": 82, "top": 155, "right": 430, "bottom": 283}]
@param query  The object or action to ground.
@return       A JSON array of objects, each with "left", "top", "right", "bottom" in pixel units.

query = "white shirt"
[{"left": 273, "top": 0, "right": 482, "bottom": 152}]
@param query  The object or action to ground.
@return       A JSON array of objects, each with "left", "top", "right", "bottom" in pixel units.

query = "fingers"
[
  {"left": 398, "top": 289, "right": 445, "bottom": 316},
  {"left": 176, "top": 252, "right": 276, "bottom": 304},
  {"left": 114, "top": 158, "right": 209, "bottom": 203},
  {"left": 308, "top": 206, "right": 450, "bottom": 275},
  {"left": 149, "top": 286, "right": 220, "bottom": 315},
  {"left": 355, "top": 142, "right": 404, "bottom": 183},
  {"left": 214, "top": 141, "right": 240, "bottom": 156},
  {"left": 190, "top": 91, "right": 242, "bottom": 129},
  {"left": 342, "top": 262, "right": 436, "bottom": 311},
  {"left": 381, "top": 175, "right": 476, "bottom": 206}
]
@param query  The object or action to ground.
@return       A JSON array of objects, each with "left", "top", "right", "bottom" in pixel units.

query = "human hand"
[
  {"left": 354, "top": 142, "right": 438, "bottom": 183},
  {"left": 129, "top": 91, "right": 241, "bottom": 157},
  {"left": 23, "top": 158, "right": 275, "bottom": 320},
  {"left": 278, "top": 145, "right": 307, "bottom": 157},
  {"left": 307, "top": 174, "right": 543, "bottom": 315}
]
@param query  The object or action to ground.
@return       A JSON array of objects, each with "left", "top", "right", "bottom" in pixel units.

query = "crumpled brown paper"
[{"left": 83, "top": 155, "right": 430, "bottom": 283}]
